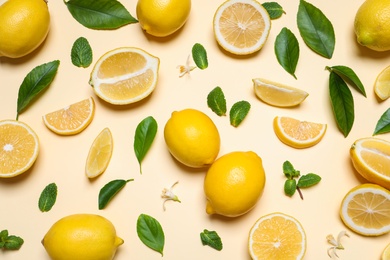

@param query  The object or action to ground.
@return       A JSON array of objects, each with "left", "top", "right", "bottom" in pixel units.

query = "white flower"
[
  {"left": 177, "top": 55, "right": 196, "bottom": 77},
  {"left": 161, "top": 181, "right": 181, "bottom": 211},
  {"left": 327, "top": 231, "right": 349, "bottom": 258}
]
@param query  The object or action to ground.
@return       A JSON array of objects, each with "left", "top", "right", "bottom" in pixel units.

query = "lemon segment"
[
  {"left": 374, "top": 65, "right": 390, "bottom": 100},
  {"left": 350, "top": 137, "right": 390, "bottom": 190},
  {"left": 164, "top": 109, "right": 220, "bottom": 168},
  {"left": 273, "top": 116, "right": 327, "bottom": 149},
  {"left": 42, "top": 214, "right": 123, "bottom": 260},
  {"left": 0, "top": 120, "right": 39, "bottom": 178},
  {"left": 136, "top": 0, "right": 191, "bottom": 37},
  {"left": 43, "top": 97, "right": 95, "bottom": 135},
  {"left": 204, "top": 151, "right": 266, "bottom": 217},
  {"left": 89, "top": 47, "right": 160, "bottom": 105},
  {"left": 382, "top": 242, "right": 390, "bottom": 260},
  {"left": 340, "top": 183, "right": 390, "bottom": 236},
  {"left": 248, "top": 212, "right": 306, "bottom": 260},
  {"left": 213, "top": 0, "right": 271, "bottom": 55},
  {"left": 0, "top": 0, "right": 50, "bottom": 58},
  {"left": 253, "top": 78, "right": 309, "bottom": 107},
  {"left": 85, "top": 128, "right": 113, "bottom": 178}
]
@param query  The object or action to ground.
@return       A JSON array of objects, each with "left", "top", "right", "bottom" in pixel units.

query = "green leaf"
[
  {"left": 329, "top": 71, "right": 354, "bottom": 137},
  {"left": 64, "top": 0, "right": 138, "bottom": 30},
  {"left": 373, "top": 108, "right": 390, "bottom": 135},
  {"left": 71, "top": 37, "right": 93, "bottom": 68},
  {"left": 229, "top": 100, "right": 251, "bottom": 127},
  {"left": 297, "top": 173, "right": 321, "bottom": 188},
  {"left": 134, "top": 116, "right": 158, "bottom": 174},
  {"left": 297, "top": 0, "right": 335, "bottom": 58},
  {"left": 137, "top": 214, "right": 165, "bottom": 256},
  {"left": 16, "top": 60, "right": 60, "bottom": 120},
  {"left": 282, "top": 161, "right": 300, "bottom": 179},
  {"left": 0, "top": 230, "right": 8, "bottom": 240},
  {"left": 262, "top": 2, "right": 285, "bottom": 19},
  {"left": 98, "top": 179, "right": 133, "bottom": 209},
  {"left": 207, "top": 87, "right": 227, "bottom": 116},
  {"left": 192, "top": 43, "right": 208, "bottom": 70},
  {"left": 0, "top": 230, "right": 24, "bottom": 250},
  {"left": 38, "top": 183, "right": 58, "bottom": 212},
  {"left": 275, "top": 27, "right": 299, "bottom": 79},
  {"left": 326, "top": 65, "right": 366, "bottom": 97},
  {"left": 200, "top": 229, "right": 223, "bottom": 251},
  {"left": 284, "top": 179, "right": 297, "bottom": 197}
]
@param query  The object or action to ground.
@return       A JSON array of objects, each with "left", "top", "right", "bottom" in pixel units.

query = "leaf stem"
[{"left": 297, "top": 187, "right": 304, "bottom": 200}]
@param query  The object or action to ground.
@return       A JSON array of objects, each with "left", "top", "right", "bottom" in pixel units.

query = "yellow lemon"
[
  {"left": 382, "top": 242, "right": 390, "bottom": 260},
  {"left": 204, "top": 151, "right": 266, "bottom": 217},
  {"left": 42, "top": 214, "right": 123, "bottom": 260},
  {"left": 354, "top": 0, "right": 390, "bottom": 51},
  {"left": 136, "top": 0, "right": 191, "bottom": 37},
  {"left": 0, "top": 0, "right": 50, "bottom": 58},
  {"left": 164, "top": 108, "right": 220, "bottom": 168}
]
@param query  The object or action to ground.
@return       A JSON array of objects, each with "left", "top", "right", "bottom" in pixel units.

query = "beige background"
[{"left": 1, "top": 0, "right": 390, "bottom": 259}]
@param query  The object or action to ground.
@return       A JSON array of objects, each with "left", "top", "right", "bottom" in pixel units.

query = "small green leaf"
[
  {"left": 192, "top": 43, "right": 208, "bottom": 70},
  {"left": 373, "top": 108, "right": 390, "bottom": 135},
  {"left": 329, "top": 71, "right": 354, "bottom": 137},
  {"left": 98, "top": 179, "right": 133, "bottom": 209},
  {"left": 326, "top": 65, "right": 366, "bottom": 97},
  {"left": 134, "top": 116, "right": 158, "bottom": 174},
  {"left": 297, "top": 173, "right": 321, "bottom": 188},
  {"left": 283, "top": 161, "right": 300, "bottom": 179},
  {"left": 262, "top": 2, "right": 285, "bottom": 19},
  {"left": 137, "top": 214, "right": 165, "bottom": 256},
  {"left": 16, "top": 60, "right": 60, "bottom": 120},
  {"left": 0, "top": 230, "right": 24, "bottom": 250},
  {"left": 229, "top": 101, "right": 251, "bottom": 127},
  {"left": 275, "top": 27, "right": 299, "bottom": 79},
  {"left": 0, "top": 230, "right": 8, "bottom": 240},
  {"left": 284, "top": 179, "right": 297, "bottom": 197},
  {"left": 38, "top": 183, "right": 58, "bottom": 212},
  {"left": 207, "top": 87, "right": 227, "bottom": 116},
  {"left": 71, "top": 37, "right": 93, "bottom": 68},
  {"left": 64, "top": 0, "right": 138, "bottom": 30},
  {"left": 200, "top": 229, "right": 223, "bottom": 251},
  {"left": 297, "top": 0, "right": 335, "bottom": 58}
]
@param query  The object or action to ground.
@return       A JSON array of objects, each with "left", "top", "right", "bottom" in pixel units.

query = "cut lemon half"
[
  {"left": 374, "top": 65, "right": 390, "bottom": 101},
  {"left": 382, "top": 242, "right": 390, "bottom": 260},
  {"left": 43, "top": 97, "right": 95, "bottom": 135},
  {"left": 273, "top": 116, "right": 327, "bottom": 149},
  {"left": 248, "top": 212, "right": 306, "bottom": 260},
  {"left": 213, "top": 0, "right": 271, "bottom": 55},
  {"left": 253, "top": 78, "right": 309, "bottom": 107},
  {"left": 0, "top": 120, "right": 39, "bottom": 178},
  {"left": 340, "top": 183, "right": 390, "bottom": 236},
  {"left": 85, "top": 128, "right": 113, "bottom": 178},
  {"left": 89, "top": 47, "right": 160, "bottom": 105},
  {"left": 350, "top": 137, "right": 390, "bottom": 190}
]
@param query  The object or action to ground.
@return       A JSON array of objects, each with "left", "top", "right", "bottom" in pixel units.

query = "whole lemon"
[
  {"left": 136, "top": 0, "right": 191, "bottom": 37},
  {"left": 42, "top": 214, "right": 123, "bottom": 260},
  {"left": 204, "top": 151, "right": 266, "bottom": 217},
  {"left": 354, "top": 0, "right": 390, "bottom": 51},
  {"left": 164, "top": 108, "right": 220, "bottom": 168},
  {"left": 0, "top": 0, "right": 50, "bottom": 58}
]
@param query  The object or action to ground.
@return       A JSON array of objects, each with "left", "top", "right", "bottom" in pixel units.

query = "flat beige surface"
[{"left": 1, "top": 0, "right": 390, "bottom": 259}]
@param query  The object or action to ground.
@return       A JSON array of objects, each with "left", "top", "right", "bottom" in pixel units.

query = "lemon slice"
[
  {"left": 43, "top": 97, "right": 95, "bottom": 135},
  {"left": 213, "top": 0, "right": 271, "bottom": 55},
  {"left": 253, "top": 78, "right": 309, "bottom": 107},
  {"left": 85, "top": 128, "right": 113, "bottom": 178},
  {"left": 0, "top": 120, "right": 39, "bottom": 178},
  {"left": 273, "top": 116, "right": 327, "bottom": 149},
  {"left": 248, "top": 212, "right": 306, "bottom": 260},
  {"left": 89, "top": 47, "right": 160, "bottom": 105},
  {"left": 382, "top": 242, "right": 390, "bottom": 260},
  {"left": 340, "top": 183, "right": 390, "bottom": 236},
  {"left": 350, "top": 137, "right": 390, "bottom": 190},
  {"left": 374, "top": 65, "right": 390, "bottom": 100}
]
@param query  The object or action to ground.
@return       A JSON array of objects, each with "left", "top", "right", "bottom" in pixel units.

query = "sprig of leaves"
[
  {"left": 71, "top": 37, "right": 93, "bottom": 68},
  {"left": 326, "top": 65, "right": 366, "bottom": 137},
  {"left": 200, "top": 229, "right": 223, "bottom": 251},
  {"left": 262, "top": 2, "right": 285, "bottom": 19},
  {"left": 98, "top": 179, "right": 133, "bottom": 209},
  {"left": 64, "top": 0, "right": 138, "bottom": 30},
  {"left": 134, "top": 116, "right": 158, "bottom": 174},
  {"left": 137, "top": 214, "right": 165, "bottom": 256},
  {"left": 283, "top": 161, "right": 321, "bottom": 200},
  {"left": 0, "top": 230, "right": 24, "bottom": 250},
  {"left": 275, "top": 27, "right": 299, "bottom": 79},
  {"left": 38, "top": 183, "right": 58, "bottom": 212},
  {"left": 16, "top": 60, "right": 60, "bottom": 120}
]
